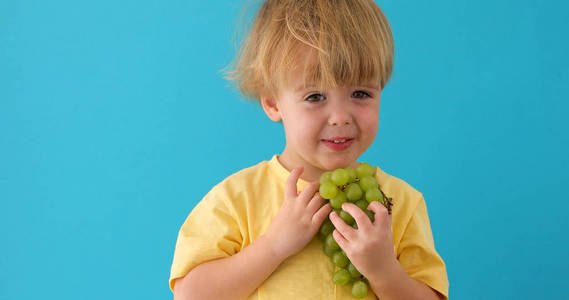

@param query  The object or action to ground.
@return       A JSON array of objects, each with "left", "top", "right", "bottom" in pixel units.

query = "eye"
[
  {"left": 352, "top": 90, "right": 371, "bottom": 99},
  {"left": 305, "top": 93, "right": 326, "bottom": 102}
]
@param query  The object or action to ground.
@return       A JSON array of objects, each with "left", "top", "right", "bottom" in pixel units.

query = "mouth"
[
  {"left": 321, "top": 136, "right": 354, "bottom": 143},
  {"left": 321, "top": 137, "right": 355, "bottom": 151}
]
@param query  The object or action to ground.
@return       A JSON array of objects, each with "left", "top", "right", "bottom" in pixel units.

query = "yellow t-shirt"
[{"left": 169, "top": 155, "right": 449, "bottom": 299}]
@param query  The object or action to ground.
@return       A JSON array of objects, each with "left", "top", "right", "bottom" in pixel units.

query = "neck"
[
  {"left": 277, "top": 154, "right": 322, "bottom": 182},
  {"left": 277, "top": 150, "right": 359, "bottom": 182}
]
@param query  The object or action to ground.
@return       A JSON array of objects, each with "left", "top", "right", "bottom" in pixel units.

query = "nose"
[{"left": 328, "top": 103, "right": 352, "bottom": 126}]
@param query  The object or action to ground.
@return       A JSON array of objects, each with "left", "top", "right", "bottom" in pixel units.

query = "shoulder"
[
  {"left": 214, "top": 159, "right": 274, "bottom": 191},
  {"left": 188, "top": 160, "right": 273, "bottom": 221},
  {"left": 374, "top": 166, "right": 425, "bottom": 220},
  {"left": 376, "top": 167, "right": 423, "bottom": 203},
  {"left": 375, "top": 167, "right": 435, "bottom": 253},
  {"left": 204, "top": 158, "right": 276, "bottom": 206}
]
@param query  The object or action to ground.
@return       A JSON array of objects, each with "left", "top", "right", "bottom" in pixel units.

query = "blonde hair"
[{"left": 225, "top": 0, "right": 394, "bottom": 101}]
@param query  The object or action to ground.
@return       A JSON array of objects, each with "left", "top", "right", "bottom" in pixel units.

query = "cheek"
[
  {"left": 284, "top": 114, "right": 319, "bottom": 142},
  {"left": 360, "top": 111, "right": 379, "bottom": 138}
]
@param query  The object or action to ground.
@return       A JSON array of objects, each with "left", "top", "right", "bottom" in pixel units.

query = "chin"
[{"left": 321, "top": 155, "right": 357, "bottom": 170}]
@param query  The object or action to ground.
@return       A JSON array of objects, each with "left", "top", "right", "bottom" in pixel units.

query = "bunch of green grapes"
[{"left": 317, "top": 162, "right": 393, "bottom": 299}]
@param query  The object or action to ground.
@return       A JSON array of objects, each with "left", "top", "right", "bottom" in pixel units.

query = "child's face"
[{"left": 262, "top": 70, "right": 380, "bottom": 181}]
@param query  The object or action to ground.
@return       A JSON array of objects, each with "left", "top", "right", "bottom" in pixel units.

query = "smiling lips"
[{"left": 321, "top": 136, "right": 354, "bottom": 151}]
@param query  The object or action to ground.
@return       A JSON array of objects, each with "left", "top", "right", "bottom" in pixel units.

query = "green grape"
[
  {"left": 329, "top": 191, "right": 347, "bottom": 209},
  {"left": 323, "top": 243, "right": 337, "bottom": 257},
  {"left": 359, "top": 176, "right": 378, "bottom": 192},
  {"left": 345, "top": 168, "right": 357, "bottom": 183},
  {"left": 347, "top": 262, "right": 361, "bottom": 278},
  {"left": 356, "top": 162, "right": 375, "bottom": 178},
  {"left": 355, "top": 199, "right": 368, "bottom": 210},
  {"left": 365, "top": 187, "right": 382, "bottom": 203},
  {"left": 319, "top": 218, "right": 335, "bottom": 236},
  {"left": 325, "top": 233, "right": 340, "bottom": 250},
  {"left": 320, "top": 181, "right": 338, "bottom": 199},
  {"left": 339, "top": 210, "right": 355, "bottom": 225},
  {"left": 332, "top": 269, "right": 352, "bottom": 286},
  {"left": 345, "top": 183, "right": 363, "bottom": 201},
  {"left": 365, "top": 209, "right": 375, "bottom": 222},
  {"left": 351, "top": 280, "right": 369, "bottom": 298},
  {"left": 319, "top": 163, "right": 393, "bottom": 293},
  {"left": 331, "top": 168, "right": 349, "bottom": 186},
  {"left": 319, "top": 171, "right": 333, "bottom": 184},
  {"left": 332, "top": 251, "right": 349, "bottom": 268}
]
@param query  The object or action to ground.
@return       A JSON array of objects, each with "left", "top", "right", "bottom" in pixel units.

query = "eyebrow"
[
  {"left": 294, "top": 84, "right": 316, "bottom": 93},
  {"left": 359, "top": 83, "right": 380, "bottom": 90}
]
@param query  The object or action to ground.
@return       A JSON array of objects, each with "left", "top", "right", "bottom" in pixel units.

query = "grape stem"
[
  {"left": 383, "top": 196, "right": 394, "bottom": 215},
  {"left": 344, "top": 178, "right": 394, "bottom": 215}
]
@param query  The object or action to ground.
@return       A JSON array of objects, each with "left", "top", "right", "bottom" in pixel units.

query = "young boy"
[{"left": 170, "top": 0, "right": 449, "bottom": 299}]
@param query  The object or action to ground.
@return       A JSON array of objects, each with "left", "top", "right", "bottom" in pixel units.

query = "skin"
[
  {"left": 330, "top": 202, "right": 445, "bottom": 299},
  {"left": 173, "top": 55, "right": 443, "bottom": 300},
  {"left": 260, "top": 69, "right": 381, "bottom": 183},
  {"left": 173, "top": 166, "right": 331, "bottom": 300},
  {"left": 260, "top": 63, "right": 444, "bottom": 299}
]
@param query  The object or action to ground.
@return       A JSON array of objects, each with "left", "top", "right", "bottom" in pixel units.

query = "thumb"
[{"left": 367, "top": 200, "right": 391, "bottom": 227}]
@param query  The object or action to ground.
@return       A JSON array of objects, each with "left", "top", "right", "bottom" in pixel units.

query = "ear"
[{"left": 260, "top": 95, "right": 282, "bottom": 122}]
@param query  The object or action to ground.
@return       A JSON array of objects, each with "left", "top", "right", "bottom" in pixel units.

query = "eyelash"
[
  {"left": 305, "top": 94, "right": 326, "bottom": 102},
  {"left": 352, "top": 91, "right": 371, "bottom": 99},
  {"left": 304, "top": 91, "right": 371, "bottom": 102}
]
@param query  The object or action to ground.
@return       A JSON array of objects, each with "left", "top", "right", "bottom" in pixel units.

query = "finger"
[
  {"left": 311, "top": 203, "right": 332, "bottom": 227},
  {"left": 329, "top": 210, "right": 356, "bottom": 241},
  {"left": 285, "top": 166, "right": 304, "bottom": 200},
  {"left": 367, "top": 201, "right": 389, "bottom": 227},
  {"left": 306, "top": 191, "right": 325, "bottom": 213},
  {"left": 332, "top": 229, "right": 350, "bottom": 252},
  {"left": 299, "top": 181, "right": 320, "bottom": 206},
  {"left": 341, "top": 202, "right": 372, "bottom": 230}
]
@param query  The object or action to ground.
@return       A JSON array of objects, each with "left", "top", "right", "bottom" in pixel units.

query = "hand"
[
  {"left": 329, "top": 201, "right": 398, "bottom": 285},
  {"left": 264, "top": 166, "right": 332, "bottom": 260}
]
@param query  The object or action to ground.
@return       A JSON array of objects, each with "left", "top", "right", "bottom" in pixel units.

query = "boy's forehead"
[
  {"left": 280, "top": 69, "right": 319, "bottom": 92},
  {"left": 276, "top": 45, "right": 381, "bottom": 93},
  {"left": 282, "top": 69, "right": 380, "bottom": 92}
]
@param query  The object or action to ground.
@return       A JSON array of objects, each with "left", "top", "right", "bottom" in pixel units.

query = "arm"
[
  {"left": 330, "top": 201, "right": 447, "bottom": 300},
  {"left": 173, "top": 234, "right": 285, "bottom": 300},
  {"left": 368, "top": 261, "right": 445, "bottom": 300},
  {"left": 174, "top": 166, "right": 331, "bottom": 300}
]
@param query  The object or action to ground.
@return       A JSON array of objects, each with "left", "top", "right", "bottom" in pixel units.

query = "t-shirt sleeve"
[
  {"left": 397, "top": 196, "right": 449, "bottom": 299},
  {"left": 169, "top": 187, "right": 243, "bottom": 292}
]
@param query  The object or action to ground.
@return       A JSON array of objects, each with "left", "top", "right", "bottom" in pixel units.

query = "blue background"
[{"left": 1, "top": 0, "right": 568, "bottom": 299}]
